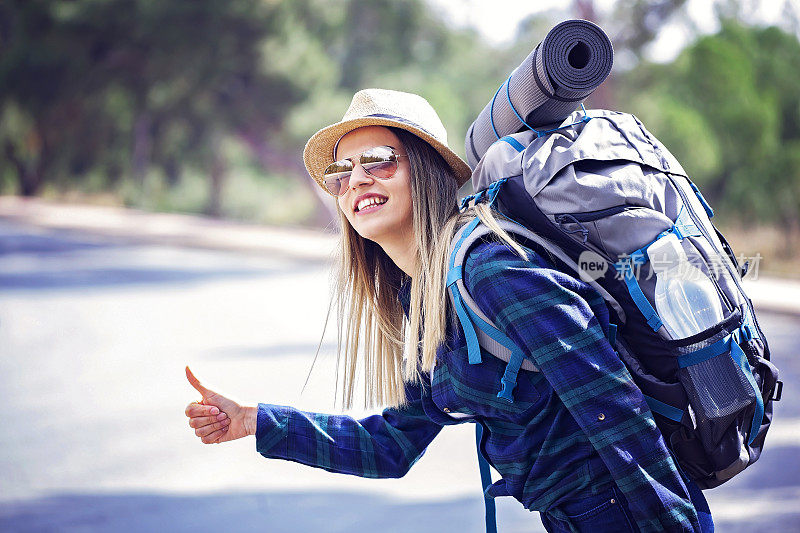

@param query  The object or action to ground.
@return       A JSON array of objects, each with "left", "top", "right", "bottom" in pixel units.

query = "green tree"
[
  {"left": 620, "top": 21, "right": 800, "bottom": 250},
  {"left": 0, "top": 0, "right": 307, "bottom": 217}
]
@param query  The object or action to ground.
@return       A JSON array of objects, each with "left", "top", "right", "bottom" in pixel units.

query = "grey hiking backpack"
[{"left": 448, "top": 108, "right": 782, "bottom": 490}]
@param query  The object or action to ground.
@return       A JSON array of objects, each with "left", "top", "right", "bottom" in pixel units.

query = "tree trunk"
[
  {"left": 205, "top": 132, "right": 225, "bottom": 218},
  {"left": 131, "top": 110, "right": 152, "bottom": 187},
  {"left": 4, "top": 140, "right": 42, "bottom": 196},
  {"left": 781, "top": 213, "right": 800, "bottom": 259},
  {"left": 238, "top": 131, "right": 337, "bottom": 227},
  {"left": 164, "top": 156, "right": 182, "bottom": 187}
]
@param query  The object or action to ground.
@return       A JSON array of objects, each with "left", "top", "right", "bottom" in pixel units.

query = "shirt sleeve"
[
  {"left": 255, "top": 379, "right": 443, "bottom": 479},
  {"left": 463, "top": 241, "right": 701, "bottom": 533}
]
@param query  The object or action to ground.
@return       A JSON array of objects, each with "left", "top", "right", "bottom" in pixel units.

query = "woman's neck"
[{"left": 377, "top": 230, "right": 418, "bottom": 278}]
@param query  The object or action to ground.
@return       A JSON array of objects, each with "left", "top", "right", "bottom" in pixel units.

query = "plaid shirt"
[{"left": 256, "top": 240, "right": 701, "bottom": 532}]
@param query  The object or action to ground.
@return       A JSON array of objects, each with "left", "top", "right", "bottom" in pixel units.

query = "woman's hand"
[{"left": 184, "top": 366, "right": 257, "bottom": 444}]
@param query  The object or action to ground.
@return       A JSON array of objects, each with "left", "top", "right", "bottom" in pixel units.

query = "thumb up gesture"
[{"left": 184, "top": 366, "right": 256, "bottom": 444}]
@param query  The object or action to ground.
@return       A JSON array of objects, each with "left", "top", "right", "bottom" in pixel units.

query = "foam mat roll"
[{"left": 465, "top": 19, "right": 613, "bottom": 168}]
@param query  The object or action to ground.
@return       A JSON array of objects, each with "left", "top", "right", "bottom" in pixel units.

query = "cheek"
[
  {"left": 398, "top": 180, "right": 413, "bottom": 218},
  {"left": 337, "top": 197, "right": 353, "bottom": 221}
]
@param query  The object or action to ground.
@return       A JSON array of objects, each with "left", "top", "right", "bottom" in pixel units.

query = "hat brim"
[{"left": 303, "top": 116, "right": 473, "bottom": 193}]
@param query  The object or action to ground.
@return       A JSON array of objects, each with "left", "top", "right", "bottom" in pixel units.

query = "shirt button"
[
  {"left": 597, "top": 413, "right": 606, "bottom": 421},
  {"left": 443, "top": 407, "right": 451, "bottom": 413},
  {"left": 610, "top": 498, "right": 616, "bottom": 504}
]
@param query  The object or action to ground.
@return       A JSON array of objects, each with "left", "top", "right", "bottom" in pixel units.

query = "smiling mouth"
[{"left": 355, "top": 196, "right": 388, "bottom": 213}]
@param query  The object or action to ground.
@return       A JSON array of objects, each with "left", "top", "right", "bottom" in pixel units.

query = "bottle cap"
[{"left": 646, "top": 232, "right": 686, "bottom": 266}]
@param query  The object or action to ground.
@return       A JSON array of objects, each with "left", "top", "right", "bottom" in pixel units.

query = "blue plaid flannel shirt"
[{"left": 256, "top": 240, "right": 701, "bottom": 532}]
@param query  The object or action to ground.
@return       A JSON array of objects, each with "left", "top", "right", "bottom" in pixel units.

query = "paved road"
[{"left": 0, "top": 219, "right": 798, "bottom": 532}]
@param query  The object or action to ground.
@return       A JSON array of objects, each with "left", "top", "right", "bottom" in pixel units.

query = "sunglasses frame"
[{"left": 322, "top": 145, "right": 408, "bottom": 197}]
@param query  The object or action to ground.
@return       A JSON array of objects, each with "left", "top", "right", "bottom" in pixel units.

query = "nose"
[{"left": 347, "top": 162, "right": 374, "bottom": 191}]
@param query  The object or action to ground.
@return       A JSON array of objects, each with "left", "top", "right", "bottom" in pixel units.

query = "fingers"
[
  {"left": 185, "top": 401, "right": 220, "bottom": 417},
  {"left": 188, "top": 412, "right": 229, "bottom": 429},
  {"left": 201, "top": 425, "right": 229, "bottom": 444},
  {"left": 194, "top": 418, "right": 231, "bottom": 438},
  {"left": 185, "top": 366, "right": 212, "bottom": 397}
]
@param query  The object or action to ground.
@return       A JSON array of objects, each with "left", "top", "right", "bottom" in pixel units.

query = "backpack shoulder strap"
[
  {"left": 448, "top": 215, "right": 626, "bottom": 402},
  {"left": 448, "top": 218, "right": 539, "bottom": 371}
]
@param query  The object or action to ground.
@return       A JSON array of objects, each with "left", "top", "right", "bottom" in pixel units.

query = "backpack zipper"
[{"left": 554, "top": 204, "right": 637, "bottom": 223}]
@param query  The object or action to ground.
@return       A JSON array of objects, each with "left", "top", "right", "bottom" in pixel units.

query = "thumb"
[{"left": 185, "top": 366, "right": 214, "bottom": 398}]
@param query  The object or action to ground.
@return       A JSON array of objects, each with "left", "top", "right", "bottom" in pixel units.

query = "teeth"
[{"left": 357, "top": 197, "right": 387, "bottom": 212}]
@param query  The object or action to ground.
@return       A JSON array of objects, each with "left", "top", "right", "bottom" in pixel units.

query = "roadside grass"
[
  {"left": 718, "top": 222, "right": 800, "bottom": 279},
  {"left": 38, "top": 169, "right": 318, "bottom": 228},
  {"left": 25, "top": 176, "right": 800, "bottom": 279}
]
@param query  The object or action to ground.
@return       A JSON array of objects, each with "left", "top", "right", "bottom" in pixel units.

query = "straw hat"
[{"left": 303, "top": 88, "right": 472, "bottom": 191}]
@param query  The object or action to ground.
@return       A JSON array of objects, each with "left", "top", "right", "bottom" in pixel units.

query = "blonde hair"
[{"left": 333, "top": 128, "right": 528, "bottom": 409}]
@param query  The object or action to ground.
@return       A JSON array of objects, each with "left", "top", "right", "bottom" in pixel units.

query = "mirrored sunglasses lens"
[
  {"left": 361, "top": 147, "right": 397, "bottom": 179},
  {"left": 323, "top": 173, "right": 349, "bottom": 196},
  {"left": 323, "top": 160, "right": 353, "bottom": 196},
  {"left": 324, "top": 159, "right": 353, "bottom": 176},
  {"left": 362, "top": 160, "right": 397, "bottom": 178}
]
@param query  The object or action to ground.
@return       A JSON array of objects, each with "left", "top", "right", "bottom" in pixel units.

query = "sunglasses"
[{"left": 322, "top": 145, "right": 407, "bottom": 196}]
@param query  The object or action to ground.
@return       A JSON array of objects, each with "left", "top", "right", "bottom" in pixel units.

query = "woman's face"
[{"left": 335, "top": 126, "right": 414, "bottom": 245}]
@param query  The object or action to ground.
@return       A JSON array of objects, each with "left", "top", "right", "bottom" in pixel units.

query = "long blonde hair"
[{"left": 333, "top": 127, "right": 528, "bottom": 409}]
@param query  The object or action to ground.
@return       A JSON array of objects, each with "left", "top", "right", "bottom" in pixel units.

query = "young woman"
[{"left": 184, "top": 89, "right": 710, "bottom": 532}]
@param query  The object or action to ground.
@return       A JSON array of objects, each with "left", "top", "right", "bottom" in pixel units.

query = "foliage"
[
  {"left": 0, "top": 1, "right": 799, "bottom": 233},
  {"left": 619, "top": 20, "right": 800, "bottom": 234}
]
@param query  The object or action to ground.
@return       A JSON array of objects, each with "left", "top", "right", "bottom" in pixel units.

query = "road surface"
[{"left": 1, "top": 219, "right": 798, "bottom": 532}]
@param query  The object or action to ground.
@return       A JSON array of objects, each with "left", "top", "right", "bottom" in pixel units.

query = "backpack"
[{"left": 447, "top": 109, "right": 782, "bottom": 497}]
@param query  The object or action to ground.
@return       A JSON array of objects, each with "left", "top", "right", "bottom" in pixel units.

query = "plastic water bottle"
[{"left": 647, "top": 233, "right": 724, "bottom": 339}]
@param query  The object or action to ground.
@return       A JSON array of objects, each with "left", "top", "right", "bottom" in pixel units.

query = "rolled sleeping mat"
[{"left": 465, "top": 19, "right": 613, "bottom": 168}]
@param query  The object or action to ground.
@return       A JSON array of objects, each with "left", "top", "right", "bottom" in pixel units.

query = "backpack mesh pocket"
[{"left": 678, "top": 348, "right": 756, "bottom": 447}]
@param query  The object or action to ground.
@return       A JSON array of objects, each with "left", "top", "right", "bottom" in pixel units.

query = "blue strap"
[
  {"left": 629, "top": 228, "right": 672, "bottom": 266},
  {"left": 475, "top": 424, "right": 497, "bottom": 533},
  {"left": 462, "top": 179, "right": 508, "bottom": 213},
  {"left": 458, "top": 286, "right": 527, "bottom": 400},
  {"left": 533, "top": 104, "right": 592, "bottom": 137},
  {"left": 448, "top": 217, "right": 484, "bottom": 365},
  {"left": 497, "top": 351, "right": 524, "bottom": 403},
  {"left": 450, "top": 286, "right": 483, "bottom": 365},
  {"left": 629, "top": 222, "right": 697, "bottom": 268},
  {"left": 673, "top": 223, "right": 701, "bottom": 241},
  {"left": 450, "top": 217, "right": 482, "bottom": 270},
  {"left": 606, "top": 323, "right": 617, "bottom": 346},
  {"left": 643, "top": 394, "right": 685, "bottom": 422},
  {"left": 488, "top": 83, "right": 503, "bottom": 141},
  {"left": 678, "top": 334, "right": 731, "bottom": 368},
  {"left": 615, "top": 223, "right": 709, "bottom": 332},
  {"left": 446, "top": 267, "right": 461, "bottom": 286},
  {"left": 504, "top": 75, "right": 540, "bottom": 136},
  {"left": 485, "top": 178, "right": 507, "bottom": 206},
  {"left": 731, "top": 329, "right": 764, "bottom": 446},
  {"left": 615, "top": 258, "right": 663, "bottom": 331},
  {"left": 689, "top": 181, "right": 715, "bottom": 218},
  {"left": 489, "top": 72, "right": 593, "bottom": 140},
  {"left": 676, "top": 329, "right": 764, "bottom": 446},
  {"left": 499, "top": 135, "right": 525, "bottom": 153}
]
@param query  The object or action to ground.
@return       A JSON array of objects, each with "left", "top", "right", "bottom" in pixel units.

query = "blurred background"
[
  {"left": 1, "top": 0, "right": 799, "bottom": 532},
  {"left": 2, "top": 0, "right": 800, "bottom": 270}
]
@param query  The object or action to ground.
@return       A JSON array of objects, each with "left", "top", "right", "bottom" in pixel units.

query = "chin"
[
  {"left": 351, "top": 219, "right": 397, "bottom": 243},
  {"left": 353, "top": 225, "right": 389, "bottom": 243}
]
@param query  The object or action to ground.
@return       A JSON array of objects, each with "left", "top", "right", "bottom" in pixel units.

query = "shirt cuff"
[{"left": 255, "top": 403, "right": 290, "bottom": 457}]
